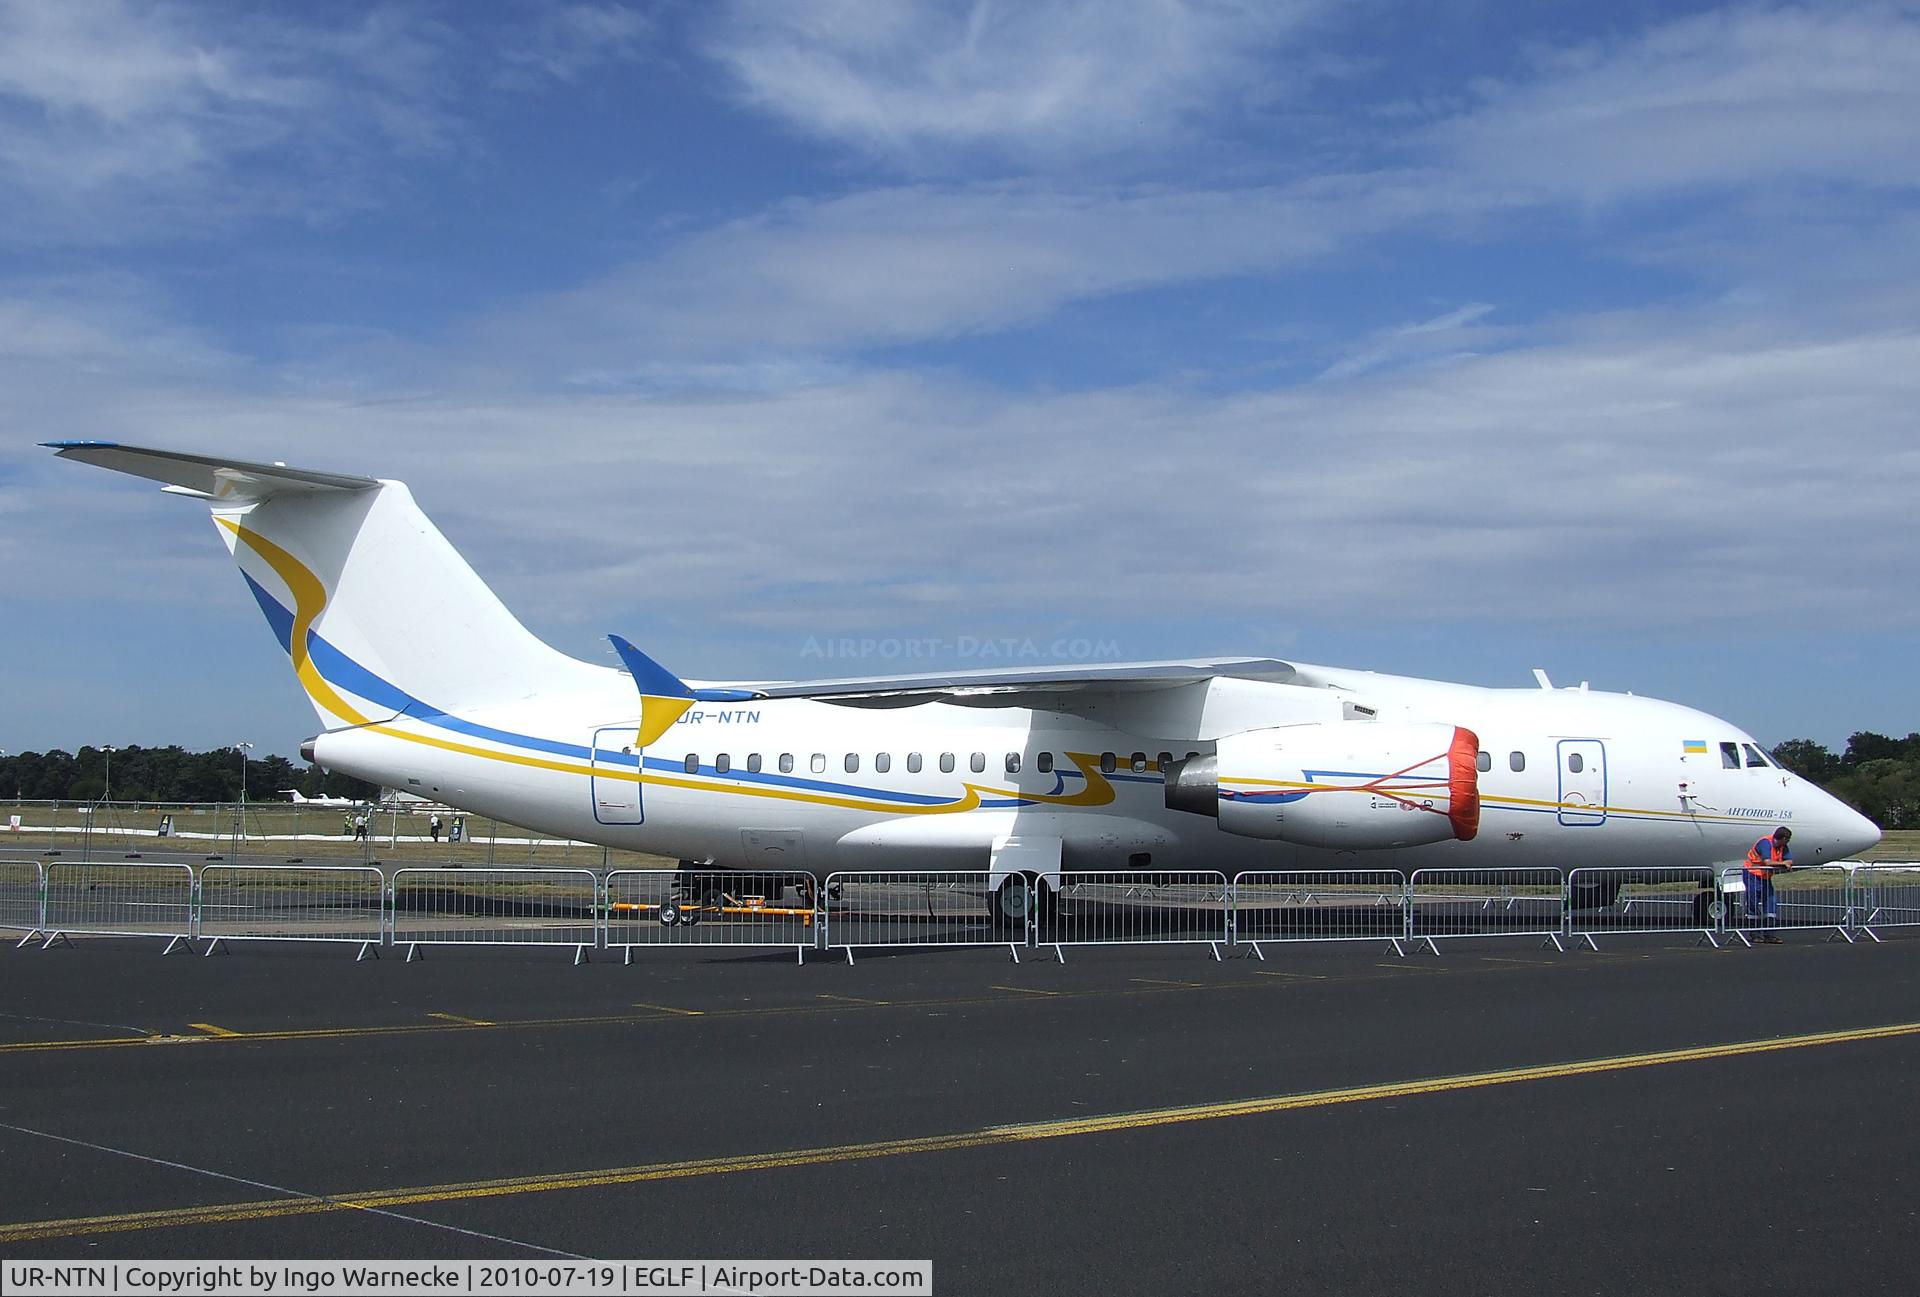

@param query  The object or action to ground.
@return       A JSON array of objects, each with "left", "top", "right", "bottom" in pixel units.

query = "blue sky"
[{"left": 2, "top": 0, "right": 1917, "bottom": 761}]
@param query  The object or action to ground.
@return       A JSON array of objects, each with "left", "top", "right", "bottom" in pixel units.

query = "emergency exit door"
[
  {"left": 1556, "top": 739, "right": 1607, "bottom": 827},
  {"left": 590, "top": 726, "right": 644, "bottom": 825}
]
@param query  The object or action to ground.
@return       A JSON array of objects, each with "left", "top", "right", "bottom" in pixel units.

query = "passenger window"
[
  {"left": 716, "top": 754, "right": 731, "bottom": 774},
  {"left": 779, "top": 753, "right": 793, "bottom": 774},
  {"left": 1101, "top": 752, "right": 1117, "bottom": 774},
  {"left": 1005, "top": 752, "right": 1021, "bottom": 774},
  {"left": 1037, "top": 752, "right": 1054, "bottom": 774},
  {"left": 1509, "top": 751, "right": 1526, "bottom": 773},
  {"left": 1743, "top": 743, "right": 1769, "bottom": 769},
  {"left": 1476, "top": 751, "right": 1492, "bottom": 773},
  {"left": 844, "top": 753, "right": 859, "bottom": 773},
  {"left": 683, "top": 754, "right": 699, "bottom": 774},
  {"left": 1721, "top": 742, "right": 1741, "bottom": 770},
  {"left": 907, "top": 752, "right": 922, "bottom": 773},
  {"left": 1567, "top": 753, "right": 1583, "bottom": 774},
  {"left": 940, "top": 752, "right": 955, "bottom": 773},
  {"left": 971, "top": 752, "right": 986, "bottom": 773},
  {"left": 747, "top": 753, "right": 762, "bottom": 773},
  {"left": 876, "top": 753, "right": 891, "bottom": 774},
  {"left": 1158, "top": 752, "right": 1173, "bottom": 770},
  {"left": 811, "top": 753, "right": 826, "bottom": 774},
  {"left": 1131, "top": 752, "right": 1148, "bottom": 773}
]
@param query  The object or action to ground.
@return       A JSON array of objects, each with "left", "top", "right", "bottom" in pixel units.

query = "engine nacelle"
[{"left": 1164, "top": 721, "right": 1481, "bottom": 849}]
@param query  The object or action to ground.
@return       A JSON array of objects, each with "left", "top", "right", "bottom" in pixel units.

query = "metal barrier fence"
[
  {"left": 1567, "top": 867, "right": 1719, "bottom": 949},
  {"left": 1041, "top": 871, "right": 1229, "bottom": 961},
  {"left": 1718, "top": 864, "right": 1855, "bottom": 945},
  {"left": 43, "top": 861, "right": 196, "bottom": 954},
  {"left": 197, "top": 865, "right": 385, "bottom": 960},
  {"left": 1852, "top": 863, "right": 1920, "bottom": 940},
  {"left": 390, "top": 867, "right": 600, "bottom": 963},
  {"left": 606, "top": 869, "right": 816, "bottom": 963},
  {"left": 1232, "top": 870, "right": 1409, "bottom": 958},
  {"left": 822, "top": 871, "right": 1025, "bottom": 962},
  {"left": 11, "top": 858, "right": 1920, "bottom": 963},
  {"left": 1, "top": 857, "right": 46, "bottom": 943},
  {"left": 1408, "top": 868, "right": 1568, "bottom": 953}
]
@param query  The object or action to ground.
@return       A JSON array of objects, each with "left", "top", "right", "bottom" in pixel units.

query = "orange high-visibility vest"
[{"left": 1745, "top": 837, "right": 1788, "bottom": 878}]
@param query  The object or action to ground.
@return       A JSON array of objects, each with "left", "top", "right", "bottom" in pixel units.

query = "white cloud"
[
  {"left": 704, "top": 0, "right": 1322, "bottom": 167},
  {"left": 1431, "top": 4, "right": 1920, "bottom": 202},
  {"left": 481, "top": 173, "right": 1500, "bottom": 370},
  {"left": 1317, "top": 302, "right": 1500, "bottom": 382},
  {"left": 497, "top": 3, "right": 653, "bottom": 85}
]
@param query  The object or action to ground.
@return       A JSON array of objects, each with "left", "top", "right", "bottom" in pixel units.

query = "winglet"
[{"left": 609, "top": 635, "right": 695, "bottom": 747}]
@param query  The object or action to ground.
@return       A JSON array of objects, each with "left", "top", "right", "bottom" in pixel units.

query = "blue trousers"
[{"left": 1745, "top": 872, "right": 1778, "bottom": 922}]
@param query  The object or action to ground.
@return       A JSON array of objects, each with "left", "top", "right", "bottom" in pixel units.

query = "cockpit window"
[
  {"left": 1742, "top": 743, "right": 1770, "bottom": 769},
  {"left": 1720, "top": 742, "right": 1741, "bottom": 770}
]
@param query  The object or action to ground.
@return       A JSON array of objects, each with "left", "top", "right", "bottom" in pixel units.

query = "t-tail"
[{"left": 43, "top": 443, "right": 689, "bottom": 747}]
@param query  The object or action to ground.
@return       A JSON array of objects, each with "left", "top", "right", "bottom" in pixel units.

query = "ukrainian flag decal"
[{"left": 1683, "top": 739, "right": 1708, "bottom": 754}]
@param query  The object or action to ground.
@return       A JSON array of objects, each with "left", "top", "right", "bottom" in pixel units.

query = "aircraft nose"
[
  {"left": 1805, "top": 790, "right": 1881, "bottom": 861},
  {"left": 1835, "top": 803, "right": 1883, "bottom": 859}
]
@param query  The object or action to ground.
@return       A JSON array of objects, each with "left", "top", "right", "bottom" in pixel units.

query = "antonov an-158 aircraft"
[{"left": 51, "top": 443, "right": 1880, "bottom": 921}]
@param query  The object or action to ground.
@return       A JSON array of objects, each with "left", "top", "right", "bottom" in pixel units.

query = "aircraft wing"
[{"left": 707, "top": 658, "right": 1298, "bottom": 709}]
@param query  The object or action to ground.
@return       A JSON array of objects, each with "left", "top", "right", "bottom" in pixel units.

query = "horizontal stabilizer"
[{"left": 44, "top": 441, "right": 379, "bottom": 502}]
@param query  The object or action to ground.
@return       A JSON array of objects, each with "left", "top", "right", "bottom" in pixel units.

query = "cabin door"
[
  {"left": 1556, "top": 739, "right": 1607, "bottom": 827},
  {"left": 590, "top": 726, "right": 644, "bottom": 825}
]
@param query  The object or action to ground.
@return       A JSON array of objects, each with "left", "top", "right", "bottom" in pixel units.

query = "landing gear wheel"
[
  {"left": 990, "top": 873, "right": 1032, "bottom": 933},
  {"left": 659, "top": 900, "right": 684, "bottom": 927}
]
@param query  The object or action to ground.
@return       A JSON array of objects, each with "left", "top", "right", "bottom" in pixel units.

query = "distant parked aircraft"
[{"left": 279, "top": 789, "right": 360, "bottom": 808}]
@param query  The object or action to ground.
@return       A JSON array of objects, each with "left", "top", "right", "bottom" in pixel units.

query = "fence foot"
[
  {"left": 1578, "top": 933, "right": 1600, "bottom": 952},
  {"left": 844, "top": 947, "right": 855, "bottom": 965},
  {"left": 796, "top": 945, "right": 806, "bottom": 966},
  {"left": 1696, "top": 930, "right": 1722, "bottom": 949},
  {"left": 1730, "top": 930, "right": 1753, "bottom": 948},
  {"left": 1007, "top": 943, "right": 1021, "bottom": 964},
  {"left": 1208, "top": 941, "right": 1222, "bottom": 962},
  {"left": 16, "top": 930, "right": 43, "bottom": 948},
  {"left": 1420, "top": 937, "right": 1441, "bottom": 956},
  {"left": 573, "top": 944, "right": 589, "bottom": 966},
  {"left": 160, "top": 935, "right": 190, "bottom": 957},
  {"left": 202, "top": 936, "right": 227, "bottom": 958},
  {"left": 1052, "top": 943, "right": 1065, "bottom": 964},
  {"left": 1827, "top": 927, "right": 1855, "bottom": 945},
  {"left": 1247, "top": 942, "right": 1266, "bottom": 961},
  {"left": 406, "top": 942, "right": 422, "bottom": 962},
  {"left": 1384, "top": 938, "right": 1405, "bottom": 958},
  {"left": 623, "top": 945, "right": 633, "bottom": 966},
  {"left": 355, "top": 941, "right": 378, "bottom": 962},
  {"left": 1542, "top": 933, "right": 1565, "bottom": 952},
  {"left": 40, "top": 931, "right": 73, "bottom": 950},
  {"left": 1860, "top": 926, "right": 1883, "bottom": 944}
]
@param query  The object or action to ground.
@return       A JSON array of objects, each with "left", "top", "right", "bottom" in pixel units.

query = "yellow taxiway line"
[{"left": 3, "top": 1018, "right": 1916, "bottom": 1244}]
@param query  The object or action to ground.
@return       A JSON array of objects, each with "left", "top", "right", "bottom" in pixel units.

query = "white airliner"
[
  {"left": 50, "top": 443, "right": 1880, "bottom": 919},
  {"left": 280, "top": 789, "right": 362, "bottom": 808}
]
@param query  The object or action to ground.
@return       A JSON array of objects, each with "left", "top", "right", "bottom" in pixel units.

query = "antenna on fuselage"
[{"left": 1532, "top": 668, "right": 1553, "bottom": 690}]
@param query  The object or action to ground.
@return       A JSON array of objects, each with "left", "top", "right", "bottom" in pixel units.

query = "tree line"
[
  {"left": 1769, "top": 732, "right": 1920, "bottom": 831},
  {"left": 0, "top": 745, "right": 380, "bottom": 805}
]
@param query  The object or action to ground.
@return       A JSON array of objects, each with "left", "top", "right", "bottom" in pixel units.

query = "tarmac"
[{"left": 2, "top": 928, "right": 1917, "bottom": 1294}]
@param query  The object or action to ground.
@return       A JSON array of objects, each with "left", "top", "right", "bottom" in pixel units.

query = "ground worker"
[{"left": 1744, "top": 826, "right": 1794, "bottom": 942}]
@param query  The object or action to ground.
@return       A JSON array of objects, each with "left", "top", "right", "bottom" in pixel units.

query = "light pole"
[
  {"left": 102, "top": 745, "right": 115, "bottom": 806},
  {"left": 234, "top": 741, "right": 253, "bottom": 860}
]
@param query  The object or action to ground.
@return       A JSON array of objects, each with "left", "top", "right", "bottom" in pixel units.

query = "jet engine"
[{"left": 1164, "top": 721, "right": 1481, "bottom": 849}]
